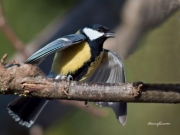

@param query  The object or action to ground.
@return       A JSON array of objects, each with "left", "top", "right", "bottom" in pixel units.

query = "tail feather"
[
  {"left": 96, "top": 102, "right": 127, "bottom": 125},
  {"left": 7, "top": 97, "right": 48, "bottom": 127},
  {"left": 112, "top": 102, "right": 127, "bottom": 126}
]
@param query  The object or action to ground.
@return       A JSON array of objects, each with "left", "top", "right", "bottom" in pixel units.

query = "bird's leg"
[
  {"left": 85, "top": 101, "right": 89, "bottom": 107},
  {"left": 55, "top": 74, "right": 73, "bottom": 98}
]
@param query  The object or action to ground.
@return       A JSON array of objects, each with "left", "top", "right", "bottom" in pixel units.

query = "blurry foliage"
[
  {"left": 126, "top": 11, "right": 180, "bottom": 83},
  {"left": 45, "top": 108, "right": 126, "bottom": 135},
  {"left": 0, "top": 0, "right": 79, "bottom": 57}
]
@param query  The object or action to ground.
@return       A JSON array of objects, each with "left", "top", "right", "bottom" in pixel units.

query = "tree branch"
[
  {"left": 0, "top": 54, "right": 180, "bottom": 103},
  {"left": 106, "top": 0, "right": 180, "bottom": 60},
  {"left": 0, "top": 1, "right": 29, "bottom": 59}
]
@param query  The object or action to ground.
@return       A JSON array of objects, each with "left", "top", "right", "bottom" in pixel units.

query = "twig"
[
  {"left": 0, "top": 1, "right": 29, "bottom": 59},
  {"left": 0, "top": 53, "right": 7, "bottom": 65},
  {"left": 106, "top": 0, "right": 180, "bottom": 60}
]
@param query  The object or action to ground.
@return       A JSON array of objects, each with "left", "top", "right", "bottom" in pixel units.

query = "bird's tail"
[
  {"left": 96, "top": 102, "right": 127, "bottom": 125},
  {"left": 7, "top": 97, "right": 48, "bottom": 127}
]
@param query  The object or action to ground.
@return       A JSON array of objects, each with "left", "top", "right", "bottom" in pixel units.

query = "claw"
[
  {"left": 55, "top": 74, "right": 73, "bottom": 98},
  {"left": 55, "top": 75, "right": 64, "bottom": 80},
  {"left": 67, "top": 75, "right": 73, "bottom": 81},
  {"left": 55, "top": 75, "right": 73, "bottom": 81},
  {"left": 62, "top": 89, "right": 71, "bottom": 98}
]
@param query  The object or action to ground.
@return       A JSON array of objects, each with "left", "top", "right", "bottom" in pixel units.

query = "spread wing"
[
  {"left": 85, "top": 49, "right": 125, "bottom": 83},
  {"left": 85, "top": 49, "right": 127, "bottom": 125},
  {"left": 25, "top": 34, "right": 86, "bottom": 64}
]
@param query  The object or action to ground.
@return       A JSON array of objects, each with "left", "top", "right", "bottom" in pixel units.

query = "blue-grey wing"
[
  {"left": 25, "top": 34, "right": 86, "bottom": 64},
  {"left": 85, "top": 49, "right": 127, "bottom": 125},
  {"left": 85, "top": 49, "right": 126, "bottom": 83}
]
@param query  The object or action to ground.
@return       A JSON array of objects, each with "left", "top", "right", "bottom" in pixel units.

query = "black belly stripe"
[
  {"left": 68, "top": 59, "right": 92, "bottom": 81},
  {"left": 68, "top": 38, "right": 104, "bottom": 81},
  {"left": 68, "top": 48, "right": 103, "bottom": 81}
]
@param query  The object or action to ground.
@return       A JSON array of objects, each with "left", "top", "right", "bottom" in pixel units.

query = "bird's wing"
[
  {"left": 85, "top": 49, "right": 125, "bottom": 83},
  {"left": 85, "top": 49, "right": 127, "bottom": 125},
  {"left": 25, "top": 34, "right": 86, "bottom": 64}
]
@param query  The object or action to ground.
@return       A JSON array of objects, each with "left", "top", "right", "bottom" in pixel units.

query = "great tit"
[{"left": 7, "top": 24, "right": 127, "bottom": 127}]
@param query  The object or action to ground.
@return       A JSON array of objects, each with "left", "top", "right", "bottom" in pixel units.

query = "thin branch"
[
  {"left": 0, "top": 1, "right": 29, "bottom": 59},
  {"left": 106, "top": 0, "right": 180, "bottom": 60},
  {"left": 0, "top": 55, "right": 180, "bottom": 103}
]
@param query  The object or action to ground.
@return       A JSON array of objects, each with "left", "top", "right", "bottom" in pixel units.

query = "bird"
[{"left": 7, "top": 24, "right": 127, "bottom": 127}]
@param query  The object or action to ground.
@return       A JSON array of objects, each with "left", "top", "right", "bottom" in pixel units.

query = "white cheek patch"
[{"left": 83, "top": 28, "right": 104, "bottom": 41}]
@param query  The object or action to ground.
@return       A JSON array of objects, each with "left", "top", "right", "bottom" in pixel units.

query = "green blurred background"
[{"left": 0, "top": 0, "right": 180, "bottom": 135}]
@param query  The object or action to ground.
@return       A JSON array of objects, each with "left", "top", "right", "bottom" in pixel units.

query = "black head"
[
  {"left": 80, "top": 24, "right": 115, "bottom": 42},
  {"left": 79, "top": 24, "right": 115, "bottom": 57}
]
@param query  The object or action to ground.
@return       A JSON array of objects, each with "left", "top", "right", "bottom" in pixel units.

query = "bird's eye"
[{"left": 97, "top": 28, "right": 103, "bottom": 32}]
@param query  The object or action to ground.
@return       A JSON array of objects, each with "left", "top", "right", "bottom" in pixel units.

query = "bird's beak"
[{"left": 105, "top": 32, "right": 115, "bottom": 38}]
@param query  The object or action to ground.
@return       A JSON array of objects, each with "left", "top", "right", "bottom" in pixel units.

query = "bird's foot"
[
  {"left": 55, "top": 74, "right": 73, "bottom": 81},
  {"left": 62, "top": 89, "right": 71, "bottom": 98},
  {"left": 55, "top": 75, "right": 73, "bottom": 98}
]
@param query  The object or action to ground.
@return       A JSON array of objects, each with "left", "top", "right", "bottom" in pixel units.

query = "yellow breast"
[
  {"left": 52, "top": 41, "right": 91, "bottom": 75},
  {"left": 51, "top": 41, "right": 104, "bottom": 81}
]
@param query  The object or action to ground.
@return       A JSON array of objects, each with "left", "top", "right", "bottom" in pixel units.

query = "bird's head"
[{"left": 80, "top": 24, "right": 115, "bottom": 43}]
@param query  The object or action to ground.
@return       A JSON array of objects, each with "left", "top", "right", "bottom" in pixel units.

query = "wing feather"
[
  {"left": 25, "top": 34, "right": 86, "bottom": 64},
  {"left": 85, "top": 49, "right": 125, "bottom": 83},
  {"left": 85, "top": 49, "right": 127, "bottom": 125}
]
